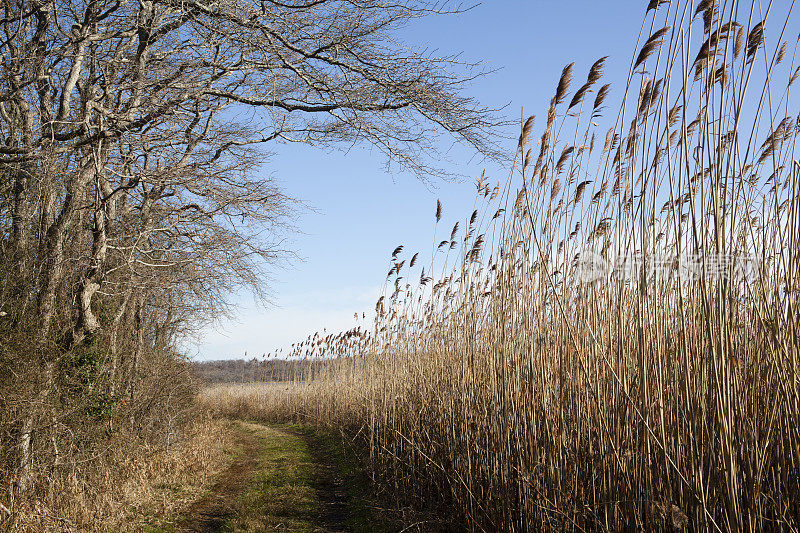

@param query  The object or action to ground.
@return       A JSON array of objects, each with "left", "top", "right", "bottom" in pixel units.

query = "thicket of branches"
[{"left": 0, "top": 0, "right": 499, "bottom": 526}]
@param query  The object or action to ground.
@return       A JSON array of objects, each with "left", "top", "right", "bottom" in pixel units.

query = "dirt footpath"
[{"left": 178, "top": 421, "right": 352, "bottom": 533}]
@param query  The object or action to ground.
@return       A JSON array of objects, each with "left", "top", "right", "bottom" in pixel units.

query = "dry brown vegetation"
[
  {"left": 215, "top": 1, "right": 800, "bottom": 530},
  {"left": 8, "top": 416, "right": 233, "bottom": 532},
  {"left": 202, "top": 382, "right": 315, "bottom": 422}
]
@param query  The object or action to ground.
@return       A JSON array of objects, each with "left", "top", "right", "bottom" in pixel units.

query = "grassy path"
[
  {"left": 167, "top": 420, "right": 387, "bottom": 533},
  {"left": 181, "top": 424, "right": 263, "bottom": 531}
]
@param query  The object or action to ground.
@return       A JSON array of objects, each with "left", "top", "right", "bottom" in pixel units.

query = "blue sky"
[{"left": 191, "top": 1, "right": 646, "bottom": 360}]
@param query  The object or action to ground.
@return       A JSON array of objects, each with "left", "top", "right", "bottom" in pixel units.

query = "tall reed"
[{"left": 226, "top": 1, "right": 800, "bottom": 530}]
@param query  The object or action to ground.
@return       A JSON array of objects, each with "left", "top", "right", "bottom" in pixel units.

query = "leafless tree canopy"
[{"left": 0, "top": 0, "right": 501, "bottom": 515}]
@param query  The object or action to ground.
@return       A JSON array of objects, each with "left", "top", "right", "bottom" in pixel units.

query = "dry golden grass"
[
  {"left": 5, "top": 415, "right": 233, "bottom": 532},
  {"left": 199, "top": 382, "right": 312, "bottom": 423}
]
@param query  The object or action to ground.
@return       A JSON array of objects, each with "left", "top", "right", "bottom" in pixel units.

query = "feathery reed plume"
[
  {"left": 556, "top": 146, "right": 574, "bottom": 175},
  {"left": 638, "top": 78, "right": 653, "bottom": 115},
  {"left": 778, "top": 41, "right": 788, "bottom": 64},
  {"left": 555, "top": 63, "right": 575, "bottom": 105},
  {"left": 695, "top": 0, "right": 718, "bottom": 33},
  {"left": 758, "top": 116, "right": 793, "bottom": 164},
  {"left": 790, "top": 66, "right": 800, "bottom": 87},
  {"left": 568, "top": 84, "right": 589, "bottom": 111},
  {"left": 523, "top": 148, "right": 533, "bottom": 172},
  {"left": 468, "top": 235, "right": 484, "bottom": 261},
  {"left": 593, "top": 84, "right": 611, "bottom": 116},
  {"left": 420, "top": 269, "right": 432, "bottom": 285},
  {"left": 574, "top": 180, "right": 591, "bottom": 203},
  {"left": 734, "top": 24, "right": 745, "bottom": 58},
  {"left": 635, "top": 26, "right": 670, "bottom": 68},
  {"left": 592, "top": 180, "right": 608, "bottom": 204},
  {"left": 747, "top": 22, "right": 764, "bottom": 61},
  {"left": 450, "top": 222, "right": 459, "bottom": 241},
  {"left": 551, "top": 179, "right": 562, "bottom": 199},
  {"left": 519, "top": 115, "right": 536, "bottom": 148},
  {"left": 588, "top": 56, "right": 608, "bottom": 84},
  {"left": 436, "top": 199, "right": 442, "bottom": 222}
]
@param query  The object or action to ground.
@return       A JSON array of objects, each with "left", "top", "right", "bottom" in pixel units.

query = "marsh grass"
[{"left": 208, "top": 1, "right": 800, "bottom": 530}]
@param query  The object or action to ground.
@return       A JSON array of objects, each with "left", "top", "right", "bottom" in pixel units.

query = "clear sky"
[{"left": 191, "top": 1, "right": 647, "bottom": 360}]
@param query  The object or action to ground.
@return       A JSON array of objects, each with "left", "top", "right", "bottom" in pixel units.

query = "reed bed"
[
  {"left": 200, "top": 382, "right": 313, "bottom": 421},
  {"left": 220, "top": 1, "right": 800, "bottom": 530}
]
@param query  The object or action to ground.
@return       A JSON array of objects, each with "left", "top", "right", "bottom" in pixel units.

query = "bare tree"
[{"left": 0, "top": 0, "right": 502, "bottom": 504}]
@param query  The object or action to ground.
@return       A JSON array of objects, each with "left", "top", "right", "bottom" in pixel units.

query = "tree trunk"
[
  {"left": 35, "top": 162, "right": 94, "bottom": 345},
  {"left": 71, "top": 204, "right": 106, "bottom": 345}
]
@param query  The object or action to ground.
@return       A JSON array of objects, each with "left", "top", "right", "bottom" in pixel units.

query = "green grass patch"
[
  {"left": 229, "top": 422, "right": 321, "bottom": 532},
  {"left": 285, "top": 424, "right": 407, "bottom": 533}
]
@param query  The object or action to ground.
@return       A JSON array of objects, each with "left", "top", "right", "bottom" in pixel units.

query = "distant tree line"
[{"left": 192, "top": 358, "right": 320, "bottom": 384}]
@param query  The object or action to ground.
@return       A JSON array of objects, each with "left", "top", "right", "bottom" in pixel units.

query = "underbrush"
[{"left": 1, "top": 415, "right": 232, "bottom": 532}]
